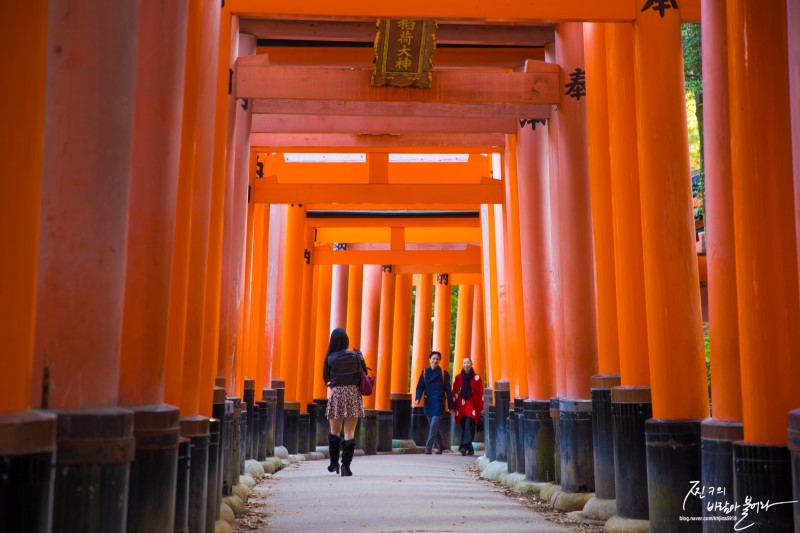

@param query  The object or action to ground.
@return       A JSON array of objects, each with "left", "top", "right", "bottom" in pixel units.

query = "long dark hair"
[{"left": 326, "top": 327, "right": 350, "bottom": 355}]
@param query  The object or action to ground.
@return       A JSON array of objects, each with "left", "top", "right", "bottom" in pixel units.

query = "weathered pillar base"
[
  {"left": 222, "top": 399, "right": 234, "bottom": 496},
  {"left": 243, "top": 379, "right": 255, "bottom": 459},
  {"left": 297, "top": 413, "right": 310, "bottom": 454},
  {"left": 507, "top": 410, "right": 518, "bottom": 472},
  {"left": 613, "top": 386, "right": 652, "bottom": 522},
  {"left": 410, "top": 406, "right": 428, "bottom": 447},
  {"left": 591, "top": 375, "right": 620, "bottom": 501},
  {"left": 53, "top": 408, "right": 135, "bottom": 533},
  {"left": 551, "top": 397, "right": 561, "bottom": 484},
  {"left": 390, "top": 393, "right": 411, "bottom": 440},
  {"left": 270, "top": 380, "right": 285, "bottom": 447},
  {"left": 180, "top": 416, "right": 210, "bottom": 533},
  {"left": 376, "top": 409, "right": 393, "bottom": 452},
  {"left": 211, "top": 388, "right": 226, "bottom": 517},
  {"left": 228, "top": 397, "right": 241, "bottom": 490},
  {"left": 127, "top": 405, "right": 179, "bottom": 533},
  {"left": 559, "top": 398, "right": 594, "bottom": 493},
  {"left": 174, "top": 437, "right": 191, "bottom": 533},
  {"left": 261, "top": 389, "right": 277, "bottom": 457},
  {"left": 313, "top": 397, "right": 328, "bottom": 447},
  {"left": 494, "top": 381, "right": 511, "bottom": 462},
  {"left": 238, "top": 406, "right": 248, "bottom": 471},
  {"left": 0, "top": 410, "right": 56, "bottom": 533},
  {"left": 486, "top": 403, "right": 496, "bottom": 460},
  {"left": 360, "top": 409, "right": 378, "bottom": 455},
  {"left": 700, "top": 419, "right": 742, "bottom": 531},
  {"left": 256, "top": 401, "right": 268, "bottom": 460},
  {"left": 789, "top": 409, "right": 800, "bottom": 532},
  {"left": 523, "top": 399, "right": 555, "bottom": 482},
  {"left": 282, "top": 402, "right": 300, "bottom": 454},
  {"left": 582, "top": 497, "right": 617, "bottom": 522},
  {"left": 733, "top": 441, "right": 794, "bottom": 532},
  {"left": 645, "top": 419, "right": 702, "bottom": 532},
  {"left": 439, "top": 411, "right": 452, "bottom": 451},
  {"left": 604, "top": 515, "right": 650, "bottom": 533},
  {"left": 514, "top": 398, "right": 526, "bottom": 474},
  {"left": 305, "top": 403, "right": 317, "bottom": 453},
  {"left": 480, "top": 387, "right": 492, "bottom": 448},
  {"left": 205, "top": 418, "right": 221, "bottom": 533}
]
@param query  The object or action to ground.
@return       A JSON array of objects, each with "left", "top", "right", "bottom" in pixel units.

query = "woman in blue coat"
[{"left": 414, "top": 351, "right": 455, "bottom": 454}]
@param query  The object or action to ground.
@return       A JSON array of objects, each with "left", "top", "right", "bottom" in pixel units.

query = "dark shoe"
[
  {"left": 466, "top": 443, "right": 475, "bottom": 456},
  {"left": 435, "top": 446, "right": 443, "bottom": 455},
  {"left": 327, "top": 433, "right": 341, "bottom": 474},
  {"left": 460, "top": 446, "right": 467, "bottom": 456},
  {"left": 424, "top": 448, "right": 432, "bottom": 455},
  {"left": 341, "top": 439, "right": 356, "bottom": 476}
]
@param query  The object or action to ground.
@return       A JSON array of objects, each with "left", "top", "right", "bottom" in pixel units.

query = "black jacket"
[
  {"left": 323, "top": 349, "right": 367, "bottom": 387},
  {"left": 415, "top": 366, "right": 454, "bottom": 417}
]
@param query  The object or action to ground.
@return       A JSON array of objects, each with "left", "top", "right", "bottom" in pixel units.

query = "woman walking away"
[
  {"left": 414, "top": 351, "right": 455, "bottom": 454},
  {"left": 322, "top": 328, "right": 366, "bottom": 476},
  {"left": 452, "top": 357, "right": 484, "bottom": 455}
]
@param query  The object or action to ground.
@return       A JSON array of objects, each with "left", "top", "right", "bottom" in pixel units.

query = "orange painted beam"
[
  {"left": 394, "top": 264, "right": 482, "bottom": 275},
  {"left": 313, "top": 249, "right": 481, "bottom": 267},
  {"left": 251, "top": 133, "right": 505, "bottom": 150},
  {"left": 316, "top": 227, "right": 481, "bottom": 244},
  {"left": 1, "top": 1, "right": 48, "bottom": 413},
  {"left": 119, "top": 0, "right": 189, "bottom": 407},
  {"left": 307, "top": 203, "right": 483, "bottom": 211},
  {"left": 390, "top": 274, "right": 414, "bottom": 393},
  {"left": 230, "top": 0, "right": 700, "bottom": 22},
  {"left": 253, "top": 99, "right": 550, "bottom": 120},
  {"left": 251, "top": 114, "right": 518, "bottom": 134},
  {"left": 375, "top": 268, "right": 396, "bottom": 409},
  {"left": 237, "top": 64, "right": 560, "bottom": 104},
  {"left": 306, "top": 217, "right": 480, "bottom": 229},
  {"left": 252, "top": 177, "right": 505, "bottom": 204}
]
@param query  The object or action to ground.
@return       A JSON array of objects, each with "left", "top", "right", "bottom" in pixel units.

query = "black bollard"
[
  {"left": 298, "top": 413, "right": 310, "bottom": 454},
  {"left": 228, "top": 397, "right": 241, "bottom": 492},
  {"left": 590, "top": 374, "right": 619, "bottom": 501},
  {"left": 523, "top": 400, "right": 555, "bottom": 482},
  {"left": 451, "top": 413, "right": 460, "bottom": 449},
  {"left": 205, "top": 418, "right": 221, "bottom": 533},
  {"left": 314, "top": 398, "right": 328, "bottom": 446},
  {"left": 551, "top": 397, "right": 561, "bottom": 484},
  {"left": 507, "top": 411, "right": 518, "bottom": 472},
  {"left": 700, "top": 419, "right": 742, "bottom": 531},
  {"left": 410, "top": 406, "right": 429, "bottom": 447},
  {"left": 126, "top": 405, "right": 180, "bottom": 533},
  {"left": 251, "top": 402, "right": 260, "bottom": 460},
  {"left": 0, "top": 410, "right": 56, "bottom": 533},
  {"left": 256, "top": 401, "right": 268, "bottom": 460},
  {"left": 494, "top": 381, "right": 510, "bottom": 462},
  {"left": 612, "top": 386, "right": 652, "bottom": 521},
  {"left": 440, "top": 411, "right": 452, "bottom": 452},
  {"left": 487, "top": 404, "right": 496, "bottom": 461},
  {"left": 52, "top": 408, "right": 135, "bottom": 533},
  {"left": 180, "top": 416, "right": 209, "bottom": 533},
  {"left": 559, "top": 398, "right": 594, "bottom": 493},
  {"left": 211, "top": 388, "right": 226, "bottom": 515},
  {"left": 789, "top": 409, "right": 800, "bottom": 532},
  {"left": 377, "top": 410, "right": 393, "bottom": 452},
  {"left": 238, "top": 407, "right": 248, "bottom": 474},
  {"left": 645, "top": 419, "right": 702, "bottom": 532},
  {"left": 360, "top": 409, "right": 379, "bottom": 455},
  {"left": 515, "top": 398, "right": 526, "bottom": 474},
  {"left": 483, "top": 388, "right": 493, "bottom": 457},
  {"left": 261, "top": 389, "right": 277, "bottom": 457},
  {"left": 390, "top": 392, "right": 412, "bottom": 440},
  {"left": 733, "top": 442, "right": 794, "bottom": 532},
  {"left": 243, "top": 379, "right": 255, "bottom": 459},
  {"left": 222, "top": 399, "right": 233, "bottom": 496},
  {"left": 271, "top": 380, "right": 285, "bottom": 447},
  {"left": 306, "top": 403, "right": 317, "bottom": 453},
  {"left": 282, "top": 402, "right": 300, "bottom": 454},
  {"left": 174, "top": 437, "right": 191, "bottom": 533}
]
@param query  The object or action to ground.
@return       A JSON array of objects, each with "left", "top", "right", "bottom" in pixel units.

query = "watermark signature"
[{"left": 682, "top": 481, "right": 797, "bottom": 531}]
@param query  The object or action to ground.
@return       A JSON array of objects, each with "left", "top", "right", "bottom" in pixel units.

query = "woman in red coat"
[{"left": 451, "top": 357, "right": 484, "bottom": 455}]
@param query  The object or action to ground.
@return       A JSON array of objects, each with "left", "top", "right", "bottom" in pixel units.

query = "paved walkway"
[{"left": 260, "top": 453, "right": 570, "bottom": 532}]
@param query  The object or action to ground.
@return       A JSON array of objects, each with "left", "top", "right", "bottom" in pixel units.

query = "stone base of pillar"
[
  {"left": 700, "top": 419, "right": 742, "bottom": 531},
  {"left": 180, "top": 416, "right": 210, "bottom": 533},
  {"left": 127, "top": 405, "right": 180, "bottom": 533},
  {"left": 376, "top": 409, "right": 393, "bottom": 452},
  {"left": 256, "top": 401, "right": 268, "bottom": 460},
  {"left": 410, "top": 406, "right": 428, "bottom": 447},
  {"left": 222, "top": 400, "right": 234, "bottom": 496},
  {"left": 551, "top": 397, "right": 561, "bottom": 485},
  {"left": 480, "top": 387, "right": 492, "bottom": 447},
  {"left": 282, "top": 402, "right": 300, "bottom": 454},
  {"left": 174, "top": 437, "right": 191, "bottom": 533},
  {"left": 486, "top": 403, "right": 496, "bottom": 460},
  {"left": 559, "top": 398, "right": 594, "bottom": 493},
  {"left": 243, "top": 380, "right": 255, "bottom": 460},
  {"left": 789, "top": 409, "right": 800, "bottom": 532},
  {"left": 270, "top": 380, "right": 285, "bottom": 447},
  {"left": 582, "top": 496, "right": 617, "bottom": 521},
  {"left": 591, "top": 374, "right": 620, "bottom": 501},
  {"left": 507, "top": 410, "right": 518, "bottom": 473},
  {"left": 523, "top": 399, "right": 555, "bottom": 482},
  {"left": 238, "top": 406, "right": 248, "bottom": 472},
  {"left": 439, "top": 411, "right": 452, "bottom": 452},
  {"left": 205, "top": 418, "right": 221, "bottom": 533},
  {"left": 305, "top": 403, "right": 317, "bottom": 453},
  {"left": 297, "top": 413, "right": 310, "bottom": 454},
  {"left": 645, "top": 419, "right": 702, "bottom": 532},
  {"left": 733, "top": 441, "right": 794, "bottom": 532},
  {"left": 494, "top": 382, "right": 510, "bottom": 462},
  {"left": 228, "top": 397, "right": 241, "bottom": 486},
  {"left": 312, "top": 398, "right": 328, "bottom": 446},
  {"left": 514, "top": 398, "right": 526, "bottom": 474},
  {"left": 613, "top": 386, "right": 652, "bottom": 521},
  {"left": 0, "top": 410, "right": 56, "bottom": 533},
  {"left": 390, "top": 393, "right": 411, "bottom": 440},
  {"left": 261, "top": 391, "right": 276, "bottom": 458},
  {"left": 604, "top": 515, "right": 650, "bottom": 533},
  {"left": 360, "top": 409, "right": 378, "bottom": 455}
]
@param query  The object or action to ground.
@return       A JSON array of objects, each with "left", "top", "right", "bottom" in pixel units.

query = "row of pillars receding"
[{"left": 2, "top": 2, "right": 800, "bottom": 533}]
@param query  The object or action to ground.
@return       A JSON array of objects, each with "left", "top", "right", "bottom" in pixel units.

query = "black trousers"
[{"left": 459, "top": 417, "right": 476, "bottom": 448}]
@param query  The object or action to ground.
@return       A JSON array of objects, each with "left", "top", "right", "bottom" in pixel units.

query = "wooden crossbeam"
[
  {"left": 396, "top": 264, "right": 482, "bottom": 274},
  {"left": 251, "top": 177, "right": 505, "bottom": 204},
  {"left": 305, "top": 217, "right": 480, "bottom": 228},
  {"left": 237, "top": 64, "right": 561, "bottom": 104},
  {"left": 313, "top": 248, "right": 481, "bottom": 266},
  {"left": 315, "top": 227, "right": 481, "bottom": 244},
  {"left": 250, "top": 133, "right": 506, "bottom": 150},
  {"left": 250, "top": 114, "right": 518, "bottom": 134}
]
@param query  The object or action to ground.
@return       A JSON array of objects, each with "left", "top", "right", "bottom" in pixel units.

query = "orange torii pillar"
[
  {"left": 390, "top": 274, "right": 414, "bottom": 441},
  {"left": 267, "top": 204, "right": 288, "bottom": 421},
  {"left": 34, "top": 2, "right": 139, "bottom": 530},
  {"left": 583, "top": 23, "right": 622, "bottom": 516},
  {"left": 791, "top": 1, "right": 800, "bottom": 301},
  {"left": 312, "top": 264, "right": 333, "bottom": 446},
  {"left": 479, "top": 206, "right": 500, "bottom": 388},
  {"left": 695, "top": 1, "right": 745, "bottom": 528},
  {"left": 375, "top": 266, "right": 397, "bottom": 452},
  {"left": 278, "top": 204, "right": 307, "bottom": 453},
  {"left": 295, "top": 228, "right": 316, "bottom": 453},
  {"left": 516, "top": 116, "right": 557, "bottom": 483},
  {"left": 633, "top": 5, "right": 710, "bottom": 529},
  {"left": 360, "top": 265, "right": 382, "bottom": 410},
  {"left": 432, "top": 273, "right": 453, "bottom": 449},
  {"left": 346, "top": 264, "right": 364, "bottom": 349},
  {"left": 410, "top": 274, "right": 433, "bottom": 446},
  {"left": 331, "top": 259, "right": 349, "bottom": 330},
  {"left": 118, "top": 2, "right": 188, "bottom": 531},
  {"left": 551, "top": 22, "right": 599, "bottom": 500},
  {"left": 0, "top": 3, "right": 54, "bottom": 531},
  {"left": 603, "top": 21, "right": 654, "bottom": 528},
  {"left": 470, "top": 286, "right": 487, "bottom": 384},
  {"left": 453, "top": 284, "right": 474, "bottom": 371},
  {"left": 727, "top": 1, "right": 800, "bottom": 529}
]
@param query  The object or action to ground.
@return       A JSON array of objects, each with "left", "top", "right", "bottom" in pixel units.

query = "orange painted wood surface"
[
  {"left": 313, "top": 249, "right": 481, "bottom": 267},
  {"left": 330, "top": 264, "right": 349, "bottom": 331},
  {"left": 346, "top": 265, "right": 364, "bottom": 349},
  {"left": 119, "top": 0, "right": 189, "bottom": 407},
  {"left": 245, "top": 206, "right": 268, "bottom": 391},
  {"left": 433, "top": 280, "right": 453, "bottom": 376},
  {"left": 410, "top": 274, "right": 433, "bottom": 398},
  {"left": 470, "top": 287, "right": 487, "bottom": 384},
  {"left": 359, "top": 265, "right": 382, "bottom": 409},
  {"left": 295, "top": 228, "right": 316, "bottom": 412},
  {"left": 250, "top": 114, "right": 518, "bottom": 134},
  {"left": 312, "top": 265, "right": 333, "bottom": 399},
  {"left": 454, "top": 285, "right": 475, "bottom": 373},
  {"left": 36, "top": 0, "right": 139, "bottom": 411},
  {"left": 251, "top": 133, "right": 505, "bottom": 150},
  {"left": 1, "top": 1, "right": 48, "bottom": 413},
  {"left": 390, "top": 275, "right": 414, "bottom": 393},
  {"left": 375, "top": 269, "right": 397, "bottom": 409},
  {"left": 279, "top": 205, "right": 306, "bottom": 403}
]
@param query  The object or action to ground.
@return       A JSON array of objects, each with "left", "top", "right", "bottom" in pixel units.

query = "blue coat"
[{"left": 415, "top": 367, "right": 454, "bottom": 417}]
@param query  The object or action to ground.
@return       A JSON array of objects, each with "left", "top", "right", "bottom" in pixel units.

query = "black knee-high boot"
[
  {"left": 341, "top": 439, "right": 356, "bottom": 477},
  {"left": 327, "top": 433, "right": 341, "bottom": 474}
]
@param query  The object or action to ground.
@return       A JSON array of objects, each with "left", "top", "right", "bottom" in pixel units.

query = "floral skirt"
[{"left": 326, "top": 385, "right": 364, "bottom": 419}]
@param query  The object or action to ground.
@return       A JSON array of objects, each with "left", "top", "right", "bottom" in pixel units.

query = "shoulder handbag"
[{"left": 354, "top": 350, "right": 375, "bottom": 396}]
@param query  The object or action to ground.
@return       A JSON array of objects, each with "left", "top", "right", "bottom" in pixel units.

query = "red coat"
[{"left": 452, "top": 371, "right": 484, "bottom": 423}]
